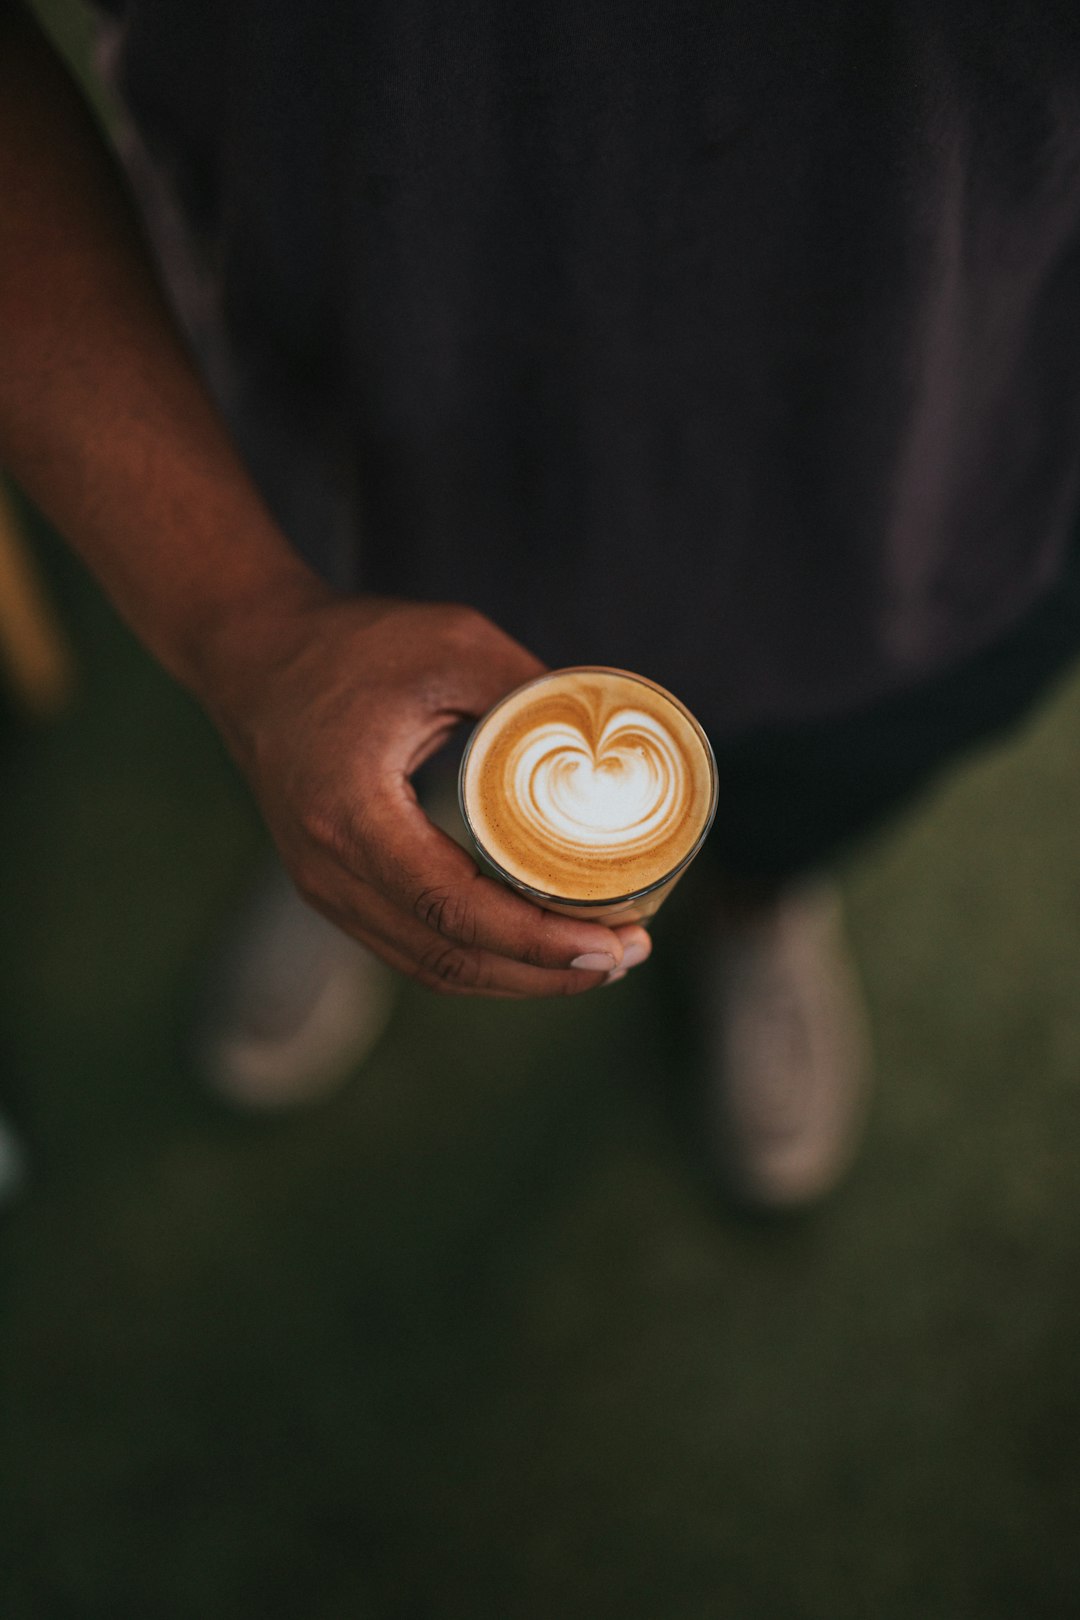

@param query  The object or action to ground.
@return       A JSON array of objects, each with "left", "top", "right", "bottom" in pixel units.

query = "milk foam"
[{"left": 461, "top": 669, "right": 715, "bottom": 902}]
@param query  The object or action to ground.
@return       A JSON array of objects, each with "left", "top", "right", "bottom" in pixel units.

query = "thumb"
[{"left": 445, "top": 612, "right": 549, "bottom": 719}]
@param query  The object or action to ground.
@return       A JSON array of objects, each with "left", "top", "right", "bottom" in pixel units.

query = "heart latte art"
[{"left": 461, "top": 669, "right": 716, "bottom": 901}]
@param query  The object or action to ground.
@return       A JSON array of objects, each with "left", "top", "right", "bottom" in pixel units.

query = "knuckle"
[
  {"left": 298, "top": 798, "right": 335, "bottom": 845},
  {"left": 413, "top": 883, "right": 477, "bottom": 945},
  {"left": 412, "top": 967, "right": 455, "bottom": 997},
  {"left": 300, "top": 801, "right": 354, "bottom": 862},
  {"left": 520, "top": 934, "right": 551, "bottom": 970},
  {"left": 419, "top": 939, "right": 490, "bottom": 992},
  {"left": 428, "top": 975, "right": 467, "bottom": 998},
  {"left": 300, "top": 791, "right": 379, "bottom": 872}
]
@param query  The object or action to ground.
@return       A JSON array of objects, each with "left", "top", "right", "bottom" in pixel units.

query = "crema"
[{"left": 460, "top": 668, "right": 716, "bottom": 904}]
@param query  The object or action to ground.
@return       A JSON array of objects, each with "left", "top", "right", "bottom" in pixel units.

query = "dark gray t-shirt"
[{"left": 93, "top": 0, "right": 1080, "bottom": 740}]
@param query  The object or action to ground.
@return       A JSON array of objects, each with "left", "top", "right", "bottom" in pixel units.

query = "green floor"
[{"left": 3, "top": 511, "right": 1080, "bottom": 1620}]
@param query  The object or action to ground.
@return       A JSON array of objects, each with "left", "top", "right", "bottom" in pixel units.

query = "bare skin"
[{"left": 0, "top": 1, "right": 651, "bottom": 995}]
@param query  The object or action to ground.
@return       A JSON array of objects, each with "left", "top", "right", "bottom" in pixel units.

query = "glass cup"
[{"left": 458, "top": 665, "right": 718, "bottom": 926}]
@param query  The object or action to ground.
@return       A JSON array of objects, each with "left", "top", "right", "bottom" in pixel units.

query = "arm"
[
  {"left": 0, "top": 1, "right": 641, "bottom": 992},
  {"left": 0, "top": 0, "right": 319, "bottom": 692}
]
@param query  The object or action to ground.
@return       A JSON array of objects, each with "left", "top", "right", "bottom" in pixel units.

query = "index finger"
[{"left": 363, "top": 787, "right": 631, "bottom": 972}]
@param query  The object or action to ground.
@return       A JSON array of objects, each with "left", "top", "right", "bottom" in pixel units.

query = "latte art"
[
  {"left": 513, "top": 709, "right": 684, "bottom": 851},
  {"left": 461, "top": 669, "right": 716, "bottom": 903}
]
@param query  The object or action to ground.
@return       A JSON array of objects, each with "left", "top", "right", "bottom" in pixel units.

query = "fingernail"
[
  {"left": 603, "top": 967, "right": 628, "bottom": 986},
  {"left": 571, "top": 951, "right": 617, "bottom": 972},
  {"left": 621, "top": 941, "right": 650, "bottom": 969}
]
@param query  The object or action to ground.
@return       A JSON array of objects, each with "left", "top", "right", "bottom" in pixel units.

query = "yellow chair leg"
[{"left": 0, "top": 480, "right": 76, "bottom": 719}]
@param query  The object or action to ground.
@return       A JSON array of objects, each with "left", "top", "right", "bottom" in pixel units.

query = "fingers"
[
  {"left": 294, "top": 844, "right": 653, "bottom": 998},
  {"left": 357, "top": 785, "right": 635, "bottom": 973}
]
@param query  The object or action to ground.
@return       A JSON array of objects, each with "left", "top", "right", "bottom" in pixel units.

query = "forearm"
[{"left": 0, "top": 2, "right": 328, "bottom": 701}]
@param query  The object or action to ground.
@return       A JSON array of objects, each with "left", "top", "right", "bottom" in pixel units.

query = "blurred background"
[{"left": 4, "top": 5, "right": 1080, "bottom": 1618}]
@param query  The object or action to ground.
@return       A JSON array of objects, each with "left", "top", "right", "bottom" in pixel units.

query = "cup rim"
[{"left": 456, "top": 664, "right": 719, "bottom": 908}]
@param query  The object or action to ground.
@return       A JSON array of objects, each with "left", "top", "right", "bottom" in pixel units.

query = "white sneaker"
[
  {"left": 703, "top": 881, "right": 872, "bottom": 1210},
  {"left": 196, "top": 862, "right": 397, "bottom": 1110},
  {"left": 193, "top": 772, "right": 472, "bottom": 1110}
]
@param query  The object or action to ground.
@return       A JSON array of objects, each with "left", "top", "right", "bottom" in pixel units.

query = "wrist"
[{"left": 177, "top": 556, "right": 337, "bottom": 719}]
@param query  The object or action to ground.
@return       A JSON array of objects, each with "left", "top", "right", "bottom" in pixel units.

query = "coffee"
[{"left": 459, "top": 667, "right": 717, "bottom": 920}]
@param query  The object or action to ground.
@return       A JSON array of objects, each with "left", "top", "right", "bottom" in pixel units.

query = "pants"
[{"left": 703, "top": 542, "right": 1080, "bottom": 884}]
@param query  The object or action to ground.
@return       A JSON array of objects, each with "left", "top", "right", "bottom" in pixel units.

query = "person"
[{"left": 4, "top": 0, "right": 1080, "bottom": 1209}]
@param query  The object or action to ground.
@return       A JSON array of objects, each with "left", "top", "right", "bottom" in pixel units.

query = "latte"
[{"left": 459, "top": 667, "right": 717, "bottom": 910}]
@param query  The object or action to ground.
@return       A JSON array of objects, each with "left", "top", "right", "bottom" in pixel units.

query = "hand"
[{"left": 202, "top": 588, "right": 651, "bottom": 996}]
